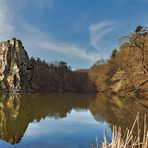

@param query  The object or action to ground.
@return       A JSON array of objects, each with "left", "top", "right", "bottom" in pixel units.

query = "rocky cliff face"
[{"left": 0, "top": 38, "right": 33, "bottom": 92}]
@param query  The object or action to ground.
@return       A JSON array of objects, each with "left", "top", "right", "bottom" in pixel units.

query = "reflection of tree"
[
  {"left": 89, "top": 93, "right": 148, "bottom": 132},
  {"left": 0, "top": 93, "right": 147, "bottom": 145},
  {"left": 0, "top": 93, "right": 96, "bottom": 144}
]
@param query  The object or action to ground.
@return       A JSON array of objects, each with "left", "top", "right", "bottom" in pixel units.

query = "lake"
[{"left": 0, "top": 93, "right": 147, "bottom": 148}]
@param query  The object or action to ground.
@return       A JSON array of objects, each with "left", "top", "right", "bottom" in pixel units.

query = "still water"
[{"left": 0, "top": 93, "right": 147, "bottom": 148}]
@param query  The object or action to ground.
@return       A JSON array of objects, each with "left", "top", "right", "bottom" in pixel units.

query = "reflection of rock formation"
[
  {"left": 0, "top": 93, "right": 147, "bottom": 145},
  {"left": 0, "top": 93, "right": 96, "bottom": 144},
  {"left": 0, "top": 38, "right": 33, "bottom": 92},
  {"left": 0, "top": 93, "right": 24, "bottom": 144}
]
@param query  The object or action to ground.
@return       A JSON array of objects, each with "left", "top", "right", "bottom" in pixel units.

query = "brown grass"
[{"left": 92, "top": 113, "right": 148, "bottom": 148}]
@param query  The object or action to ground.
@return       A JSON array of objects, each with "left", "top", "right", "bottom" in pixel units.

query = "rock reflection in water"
[
  {"left": 0, "top": 93, "right": 147, "bottom": 145},
  {"left": 0, "top": 93, "right": 23, "bottom": 144},
  {"left": 0, "top": 93, "right": 96, "bottom": 144}
]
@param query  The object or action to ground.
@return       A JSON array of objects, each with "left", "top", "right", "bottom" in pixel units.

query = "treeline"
[
  {"left": 30, "top": 58, "right": 96, "bottom": 92},
  {"left": 23, "top": 25, "right": 148, "bottom": 97},
  {"left": 89, "top": 26, "right": 148, "bottom": 97}
]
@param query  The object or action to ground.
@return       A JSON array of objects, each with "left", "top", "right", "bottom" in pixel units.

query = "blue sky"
[{"left": 0, "top": 0, "right": 148, "bottom": 68}]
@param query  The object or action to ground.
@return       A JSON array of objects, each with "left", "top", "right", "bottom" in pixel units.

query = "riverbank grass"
[{"left": 92, "top": 113, "right": 148, "bottom": 148}]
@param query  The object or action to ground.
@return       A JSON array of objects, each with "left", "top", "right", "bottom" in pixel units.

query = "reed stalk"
[{"left": 92, "top": 113, "right": 148, "bottom": 148}]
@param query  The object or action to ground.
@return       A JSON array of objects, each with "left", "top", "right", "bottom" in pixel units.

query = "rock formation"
[{"left": 0, "top": 38, "right": 33, "bottom": 92}]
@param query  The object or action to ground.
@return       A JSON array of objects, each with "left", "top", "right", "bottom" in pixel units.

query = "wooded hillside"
[
  {"left": 30, "top": 58, "right": 95, "bottom": 92},
  {"left": 89, "top": 26, "right": 148, "bottom": 97}
]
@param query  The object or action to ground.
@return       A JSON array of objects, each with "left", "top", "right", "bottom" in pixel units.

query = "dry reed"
[{"left": 92, "top": 113, "right": 148, "bottom": 148}]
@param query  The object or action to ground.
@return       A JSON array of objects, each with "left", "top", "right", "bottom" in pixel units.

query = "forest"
[
  {"left": 30, "top": 26, "right": 148, "bottom": 97},
  {"left": 30, "top": 58, "right": 95, "bottom": 92},
  {"left": 89, "top": 26, "right": 148, "bottom": 98},
  {"left": 0, "top": 26, "right": 147, "bottom": 98}
]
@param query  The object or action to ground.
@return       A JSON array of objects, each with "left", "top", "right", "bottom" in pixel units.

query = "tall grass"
[{"left": 92, "top": 113, "right": 148, "bottom": 148}]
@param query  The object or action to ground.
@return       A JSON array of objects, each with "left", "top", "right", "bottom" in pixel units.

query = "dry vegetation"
[
  {"left": 92, "top": 113, "right": 148, "bottom": 148},
  {"left": 89, "top": 26, "right": 148, "bottom": 97}
]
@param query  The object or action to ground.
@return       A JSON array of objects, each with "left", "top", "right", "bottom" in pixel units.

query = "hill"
[{"left": 89, "top": 26, "right": 148, "bottom": 98}]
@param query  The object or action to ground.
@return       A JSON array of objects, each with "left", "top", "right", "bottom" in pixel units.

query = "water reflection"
[
  {"left": 0, "top": 93, "right": 96, "bottom": 145},
  {"left": 0, "top": 93, "right": 147, "bottom": 146},
  {"left": 89, "top": 94, "right": 148, "bottom": 132}
]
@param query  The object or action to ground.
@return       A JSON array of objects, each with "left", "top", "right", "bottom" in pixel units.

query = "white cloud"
[
  {"left": 10, "top": 0, "right": 55, "bottom": 12},
  {"left": 0, "top": 0, "right": 14, "bottom": 37},
  {"left": 37, "top": 41, "right": 99, "bottom": 62},
  {"left": 89, "top": 21, "right": 116, "bottom": 52},
  {"left": 0, "top": 0, "right": 100, "bottom": 64},
  {"left": 22, "top": 24, "right": 100, "bottom": 62},
  {"left": 0, "top": 0, "right": 55, "bottom": 36}
]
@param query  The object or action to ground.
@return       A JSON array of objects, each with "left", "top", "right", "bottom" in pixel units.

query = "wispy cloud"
[
  {"left": 22, "top": 24, "right": 100, "bottom": 62},
  {"left": 8, "top": 0, "right": 55, "bottom": 9},
  {"left": 0, "top": 0, "right": 102, "bottom": 66},
  {"left": 0, "top": 0, "right": 55, "bottom": 37},
  {"left": 0, "top": 0, "right": 14, "bottom": 38},
  {"left": 89, "top": 21, "right": 116, "bottom": 53}
]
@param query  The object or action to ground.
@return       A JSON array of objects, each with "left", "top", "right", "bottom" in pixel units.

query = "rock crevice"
[{"left": 0, "top": 38, "right": 33, "bottom": 92}]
